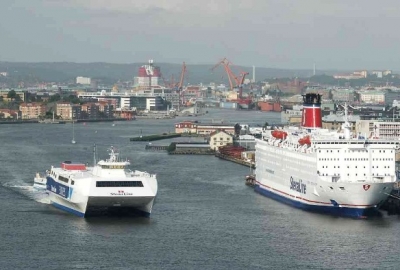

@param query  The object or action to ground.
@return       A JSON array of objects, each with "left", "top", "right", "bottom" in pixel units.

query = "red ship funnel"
[{"left": 301, "top": 93, "right": 322, "bottom": 128}]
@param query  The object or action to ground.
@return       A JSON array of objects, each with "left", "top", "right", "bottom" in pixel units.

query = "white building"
[
  {"left": 356, "top": 120, "right": 400, "bottom": 139},
  {"left": 76, "top": 76, "right": 91, "bottom": 85},
  {"left": 359, "top": 91, "right": 385, "bottom": 104},
  {"left": 209, "top": 130, "right": 233, "bottom": 150}
]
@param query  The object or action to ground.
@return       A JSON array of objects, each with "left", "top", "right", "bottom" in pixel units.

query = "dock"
[
  {"left": 145, "top": 145, "right": 169, "bottom": 151},
  {"left": 215, "top": 152, "right": 255, "bottom": 169},
  {"left": 130, "top": 133, "right": 181, "bottom": 141},
  {"left": 380, "top": 188, "right": 400, "bottom": 215}
]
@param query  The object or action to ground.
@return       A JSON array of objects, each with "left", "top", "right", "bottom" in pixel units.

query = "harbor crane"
[{"left": 211, "top": 58, "right": 250, "bottom": 100}]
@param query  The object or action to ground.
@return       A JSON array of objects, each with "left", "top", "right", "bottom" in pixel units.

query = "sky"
[{"left": 1, "top": 0, "right": 400, "bottom": 70}]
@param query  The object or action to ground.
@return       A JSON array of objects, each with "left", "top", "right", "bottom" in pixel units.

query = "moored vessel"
[
  {"left": 254, "top": 93, "right": 400, "bottom": 218},
  {"left": 43, "top": 145, "right": 158, "bottom": 217}
]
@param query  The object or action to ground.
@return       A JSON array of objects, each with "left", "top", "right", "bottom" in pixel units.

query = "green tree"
[
  {"left": 48, "top": 94, "right": 61, "bottom": 103},
  {"left": 7, "top": 90, "right": 17, "bottom": 99},
  {"left": 234, "top": 123, "right": 241, "bottom": 137}
]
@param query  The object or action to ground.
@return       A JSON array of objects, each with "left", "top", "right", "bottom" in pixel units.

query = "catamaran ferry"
[
  {"left": 43, "top": 145, "right": 158, "bottom": 217},
  {"left": 254, "top": 93, "right": 399, "bottom": 218}
]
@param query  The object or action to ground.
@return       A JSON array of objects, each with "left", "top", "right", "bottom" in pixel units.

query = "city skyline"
[{"left": 1, "top": 0, "right": 400, "bottom": 70}]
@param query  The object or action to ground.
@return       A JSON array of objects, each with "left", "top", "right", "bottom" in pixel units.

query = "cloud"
[{"left": 3, "top": 0, "right": 400, "bottom": 69}]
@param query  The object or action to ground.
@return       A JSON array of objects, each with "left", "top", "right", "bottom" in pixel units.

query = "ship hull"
[
  {"left": 48, "top": 192, "right": 156, "bottom": 218},
  {"left": 46, "top": 175, "right": 157, "bottom": 218},
  {"left": 254, "top": 182, "right": 387, "bottom": 218}
]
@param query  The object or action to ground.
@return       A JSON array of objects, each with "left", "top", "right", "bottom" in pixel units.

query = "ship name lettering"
[
  {"left": 51, "top": 185, "right": 57, "bottom": 193},
  {"left": 290, "top": 177, "right": 306, "bottom": 194},
  {"left": 59, "top": 186, "right": 66, "bottom": 197}
]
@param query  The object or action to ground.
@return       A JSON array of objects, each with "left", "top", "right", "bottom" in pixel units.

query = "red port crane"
[
  {"left": 177, "top": 62, "right": 187, "bottom": 91},
  {"left": 211, "top": 58, "right": 237, "bottom": 91}
]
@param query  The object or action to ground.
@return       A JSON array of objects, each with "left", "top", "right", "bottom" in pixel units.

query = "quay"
[
  {"left": 130, "top": 133, "right": 181, "bottom": 141},
  {"left": 215, "top": 152, "right": 255, "bottom": 169},
  {"left": 380, "top": 188, "right": 400, "bottom": 215},
  {"left": 169, "top": 150, "right": 214, "bottom": 155},
  {"left": 145, "top": 145, "right": 169, "bottom": 151}
]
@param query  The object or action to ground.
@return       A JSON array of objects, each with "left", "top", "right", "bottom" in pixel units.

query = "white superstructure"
[
  {"left": 255, "top": 93, "right": 400, "bottom": 218},
  {"left": 44, "top": 145, "right": 158, "bottom": 217}
]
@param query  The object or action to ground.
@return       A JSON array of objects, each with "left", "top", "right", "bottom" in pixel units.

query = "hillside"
[{"left": 0, "top": 61, "right": 340, "bottom": 86}]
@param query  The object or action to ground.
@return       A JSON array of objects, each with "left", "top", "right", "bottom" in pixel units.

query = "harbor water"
[{"left": 1, "top": 109, "right": 400, "bottom": 269}]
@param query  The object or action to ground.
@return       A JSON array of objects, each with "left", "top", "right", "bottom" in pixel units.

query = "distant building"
[
  {"left": 0, "top": 109, "right": 20, "bottom": 119},
  {"left": 331, "top": 89, "right": 355, "bottom": 102},
  {"left": 56, "top": 102, "right": 82, "bottom": 120},
  {"left": 371, "top": 71, "right": 383, "bottom": 78},
  {"left": 0, "top": 90, "right": 26, "bottom": 102},
  {"left": 333, "top": 70, "right": 367, "bottom": 79},
  {"left": 133, "top": 60, "right": 161, "bottom": 87},
  {"left": 19, "top": 103, "right": 46, "bottom": 119},
  {"left": 76, "top": 76, "right": 91, "bottom": 85},
  {"left": 175, "top": 121, "right": 198, "bottom": 134},
  {"left": 81, "top": 103, "right": 100, "bottom": 119},
  {"left": 356, "top": 120, "right": 400, "bottom": 139},
  {"left": 359, "top": 91, "right": 385, "bottom": 104},
  {"left": 197, "top": 124, "right": 235, "bottom": 136},
  {"left": 322, "top": 113, "right": 359, "bottom": 131},
  {"left": 209, "top": 130, "right": 233, "bottom": 150}
]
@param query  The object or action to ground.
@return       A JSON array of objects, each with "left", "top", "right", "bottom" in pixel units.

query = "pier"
[
  {"left": 215, "top": 152, "right": 255, "bottom": 169},
  {"left": 130, "top": 133, "right": 181, "bottom": 141},
  {"left": 380, "top": 188, "right": 400, "bottom": 215},
  {"left": 145, "top": 145, "right": 169, "bottom": 151}
]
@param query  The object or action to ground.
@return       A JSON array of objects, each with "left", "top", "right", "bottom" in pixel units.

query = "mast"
[
  {"left": 342, "top": 102, "right": 352, "bottom": 139},
  {"left": 93, "top": 144, "right": 97, "bottom": 166}
]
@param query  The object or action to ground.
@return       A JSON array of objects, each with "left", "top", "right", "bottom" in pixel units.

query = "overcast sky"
[{"left": 1, "top": 0, "right": 399, "bottom": 70}]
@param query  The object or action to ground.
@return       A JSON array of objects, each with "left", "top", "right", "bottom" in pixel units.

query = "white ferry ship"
[
  {"left": 254, "top": 93, "right": 399, "bottom": 218},
  {"left": 44, "top": 145, "right": 158, "bottom": 217}
]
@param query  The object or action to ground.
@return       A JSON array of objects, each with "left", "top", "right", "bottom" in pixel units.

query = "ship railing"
[{"left": 127, "top": 170, "right": 156, "bottom": 178}]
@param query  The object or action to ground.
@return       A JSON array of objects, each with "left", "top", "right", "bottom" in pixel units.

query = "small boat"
[
  {"left": 298, "top": 135, "right": 311, "bottom": 145},
  {"left": 271, "top": 130, "right": 287, "bottom": 140},
  {"left": 33, "top": 172, "right": 47, "bottom": 191}
]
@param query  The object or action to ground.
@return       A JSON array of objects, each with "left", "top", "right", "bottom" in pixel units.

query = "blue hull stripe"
[
  {"left": 254, "top": 184, "right": 380, "bottom": 218},
  {"left": 51, "top": 201, "right": 85, "bottom": 217}
]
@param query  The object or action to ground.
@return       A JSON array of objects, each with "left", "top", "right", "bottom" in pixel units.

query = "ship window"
[
  {"left": 96, "top": 181, "right": 144, "bottom": 187},
  {"left": 71, "top": 180, "right": 75, "bottom": 185},
  {"left": 329, "top": 187, "right": 333, "bottom": 190},
  {"left": 339, "top": 187, "right": 345, "bottom": 190},
  {"left": 58, "top": 175, "right": 69, "bottom": 183}
]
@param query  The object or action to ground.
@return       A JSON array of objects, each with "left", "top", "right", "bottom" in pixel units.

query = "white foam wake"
[{"left": 4, "top": 183, "right": 50, "bottom": 204}]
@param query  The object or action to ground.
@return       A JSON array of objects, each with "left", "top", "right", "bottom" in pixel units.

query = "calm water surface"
[{"left": 0, "top": 109, "right": 399, "bottom": 270}]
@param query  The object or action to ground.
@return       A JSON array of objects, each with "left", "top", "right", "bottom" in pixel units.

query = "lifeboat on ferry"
[
  {"left": 298, "top": 135, "right": 311, "bottom": 145},
  {"left": 271, "top": 130, "right": 288, "bottom": 139}
]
